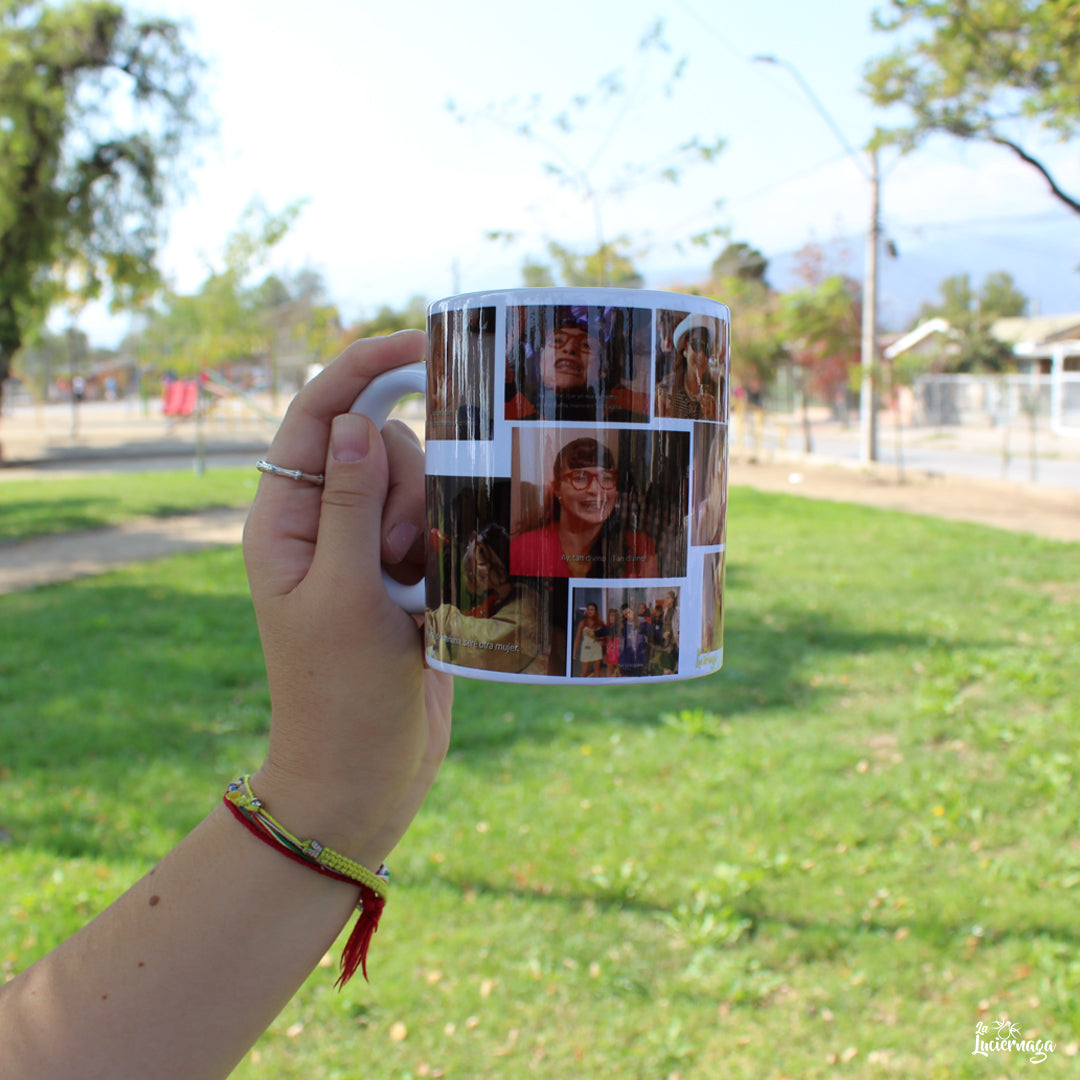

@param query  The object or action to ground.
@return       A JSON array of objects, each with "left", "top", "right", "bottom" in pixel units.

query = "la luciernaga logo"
[{"left": 972, "top": 1017, "right": 1056, "bottom": 1064}]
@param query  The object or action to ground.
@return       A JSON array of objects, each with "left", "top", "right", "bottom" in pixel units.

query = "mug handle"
[{"left": 348, "top": 361, "right": 428, "bottom": 613}]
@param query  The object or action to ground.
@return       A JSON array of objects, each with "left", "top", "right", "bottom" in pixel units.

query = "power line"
[
  {"left": 672, "top": 0, "right": 749, "bottom": 61},
  {"left": 889, "top": 209, "right": 1074, "bottom": 233}
]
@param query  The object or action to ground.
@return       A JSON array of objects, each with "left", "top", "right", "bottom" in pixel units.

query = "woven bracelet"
[{"left": 224, "top": 776, "right": 389, "bottom": 986}]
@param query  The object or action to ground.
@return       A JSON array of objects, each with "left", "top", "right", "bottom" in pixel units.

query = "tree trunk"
[{"left": 0, "top": 320, "right": 25, "bottom": 462}]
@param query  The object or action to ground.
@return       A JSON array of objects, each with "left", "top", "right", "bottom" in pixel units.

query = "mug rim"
[{"left": 429, "top": 286, "right": 730, "bottom": 318}]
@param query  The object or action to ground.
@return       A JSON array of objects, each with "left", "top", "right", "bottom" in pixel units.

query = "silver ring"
[{"left": 255, "top": 459, "right": 325, "bottom": 486}]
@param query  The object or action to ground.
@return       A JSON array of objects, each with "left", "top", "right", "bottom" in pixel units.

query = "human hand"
[{"left": 243, "top": 332, "right": 453, "bottom": 871}]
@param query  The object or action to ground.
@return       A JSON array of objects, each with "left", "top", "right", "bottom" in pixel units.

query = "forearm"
[
  {"left": 0, "top": 337, "right": 453, "bottom": 1080},
  {"left": 1, "top": 803, "right": 359, "bottom": 1080}
]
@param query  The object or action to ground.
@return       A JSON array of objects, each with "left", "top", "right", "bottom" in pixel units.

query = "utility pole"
[
  {"left": 860, "top": 149, "right": 880, "bottom": 464},
  {"left": 753, "top": 54, "right": 880, "bottom": 463}
]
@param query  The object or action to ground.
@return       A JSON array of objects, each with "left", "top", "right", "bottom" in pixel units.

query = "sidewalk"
[
  {"left": 0, "top": 393, "right": 430, "bottom": 469},
  {"left": 2, "top": 397, "right": 1077, "bottom": 597},
  {"left": 0, "top": 507, "right": 250, "bottom": 594},
  {"left": 734, "top": 407, "right": 1080, "bottom": 492},
  {"left": 0, "top": 396, "right": 281, "bottom": 467}
]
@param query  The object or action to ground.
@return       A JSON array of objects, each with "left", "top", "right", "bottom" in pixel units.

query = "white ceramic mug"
[{"left": 351, "top": 287, "right": 729, "bottom": 684}]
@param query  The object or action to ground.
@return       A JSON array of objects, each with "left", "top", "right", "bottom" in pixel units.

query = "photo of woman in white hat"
[{"left": 655, "top": 311, "right": 725, "bottom": 422}]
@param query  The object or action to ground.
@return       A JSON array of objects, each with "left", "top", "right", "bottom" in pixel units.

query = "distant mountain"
[{"left": 766, "top": 231, "right": 1080, "bottom": 332}]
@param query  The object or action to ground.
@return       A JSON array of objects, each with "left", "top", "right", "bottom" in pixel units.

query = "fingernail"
[
  {"left": 331, "top": 414, "right": 371, "bottom": 462},
  {"left": 384, "top": 521, "right": 419, "bottom": 563}
]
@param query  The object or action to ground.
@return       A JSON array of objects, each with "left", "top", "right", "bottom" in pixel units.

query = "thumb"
[{"left": 308, "top": 412, "right": 389, "bottom": 598}]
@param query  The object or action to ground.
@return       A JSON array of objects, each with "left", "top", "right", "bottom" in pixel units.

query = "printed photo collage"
[{"left": 423, "top": 299, "right": 728, "bottom": 682}]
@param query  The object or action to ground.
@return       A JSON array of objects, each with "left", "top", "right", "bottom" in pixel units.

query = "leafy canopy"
[
  {"left": 0, "top": 0, "right": 205, "bottom": 380},
  {"left": 701, "top": 242, "right": 786, "bottom": 394},
  {"left": 780, "top": 273, "right": 863, "bottom": 401},
  {"left": 863, "top": 0, "right": 1080, "bottom": 213},
  {"left": 914, "top": 270, "right": 1029, "bottom": 372},
  {"left": 136, "top": 201, "right": 331, "bottom": 378}
]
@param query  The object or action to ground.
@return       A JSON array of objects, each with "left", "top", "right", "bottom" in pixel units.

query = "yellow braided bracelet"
[{"left": 224, "top": 776, "right": 389, "bottom": 897}]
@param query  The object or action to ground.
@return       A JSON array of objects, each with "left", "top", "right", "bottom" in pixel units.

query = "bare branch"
[{"left": 987, "top": 133, "right": 1080, "bottom": 215}]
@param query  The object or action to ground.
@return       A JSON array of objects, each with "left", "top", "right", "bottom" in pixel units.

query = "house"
[
  {"left": 991, "top": 313, "right": 1080, "bottom": 376},
  {"left": 883, "top": 313, "right": 1080, "bottom": 434}
]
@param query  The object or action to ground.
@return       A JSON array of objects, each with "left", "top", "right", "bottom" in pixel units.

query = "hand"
[{"left": 242, "top": 332, "right": 453, "bottom": 870}]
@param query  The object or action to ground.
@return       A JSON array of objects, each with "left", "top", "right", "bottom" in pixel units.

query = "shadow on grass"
[
  {"left": 0, "top": 548, "right": 1011, "bottom": 861},
  {"left": 447, "top": 561, "right": 1000, "bottom": 757},
  {"left": 0, "top": 494, "right": 244, "bottom": 544},
  {"left": 420, "top": 873, "right": 1080, "bottom": 959},
  {"left": 0, "top": 494, "right": 130, "bottom": 541},
  {"left": 0, "top": 555, "right": 266, "bottom": 857}
]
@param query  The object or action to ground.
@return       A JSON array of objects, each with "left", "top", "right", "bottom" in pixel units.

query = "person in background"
[
  {"left": 654, "top": 590, "right": 679, "bottom": 675},
  {"left": 573, "top": 600, "right": 605, "bottom": 677},
  {"left": 618, "top": 604, "right": 651, "bottom": 678},
  {"left": 603, "top": 607, "right": 621, "bottom": 677}
]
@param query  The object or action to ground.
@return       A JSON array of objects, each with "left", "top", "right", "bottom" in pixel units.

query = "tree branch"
[{"left": 987, "top": 134, "right": 1080, "bottom": 216}]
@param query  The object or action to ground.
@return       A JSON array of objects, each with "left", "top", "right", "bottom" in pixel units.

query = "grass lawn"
[
  {"left": 1, "top": 482, "right": 1078, "bottom": 1078},
  {"left": 0, "top": 467, "right": 258, "bottom": 542}
]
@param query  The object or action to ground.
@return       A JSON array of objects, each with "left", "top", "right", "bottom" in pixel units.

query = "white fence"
[{"left": 913, "top": 373, "right": 1080, "bottom": 436}]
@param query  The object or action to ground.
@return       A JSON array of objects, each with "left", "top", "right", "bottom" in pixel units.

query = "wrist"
[
  {"left": 223, "top": 773, "right": 391, "bottom": 986},
  {"left": 249, "top": 763, "right": 392, "bottom": 873}
]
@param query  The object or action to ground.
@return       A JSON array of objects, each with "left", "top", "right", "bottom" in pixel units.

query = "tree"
[
  {"left": 13, "top": 327, "right": 92, "bottom": 402},
  {"left": 258, "top": 268, "right": 345, "bottom": 388},
  {"left": 0, "top": 0, "right": 205, "bottom": 426},
  {"left": 349, "top": 295, "right": 428, "bottom": 339},
  {"left": 710, "top": 241, "right": 769, "bottom": 284},
  {"left": 136, "top": 201, "right": 309, "bottom": 380},
  {"left": 520, "top": 239, "right": 645, "bottom": 289},
  {"left": 863, "top": 0, "right": 1080, "bottom": 215},
  {"left": 452, "top": 19, "right": 725, "bottom": 287},
  {"left": 780, "top": 268, "right": 863, "bottom": 451},
  {"left": 915, "top": 270, "right": 1028, "bottom": 371},
  {"left": 699, "top": 241, "right": 786, "bottom": 400},
  {"left": 978, "top": 270, "right": 1030, "bottom": 319}
]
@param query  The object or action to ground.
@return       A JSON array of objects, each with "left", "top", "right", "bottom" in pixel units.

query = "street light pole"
[
  {"left": 860, "top": 150, "right": 880, "bottom": 465},
  {"left": 753, "top": 54, "right": 879, "bottom": 463}
]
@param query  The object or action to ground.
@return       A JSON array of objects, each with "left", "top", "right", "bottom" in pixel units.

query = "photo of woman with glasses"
[{"left": 509, "top": 435, "right": 660, "bottom": 579}]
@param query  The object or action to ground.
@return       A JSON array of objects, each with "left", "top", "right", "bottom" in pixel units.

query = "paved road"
[
  {"left": 3, "top": 398, "right": 1078, "bottom": 492},
  {"left": 807, "top": 433, "right": 1079, "bottom": 492},
  {"left": 740, "top": 414, "right": 1080, "bottom": 493}
]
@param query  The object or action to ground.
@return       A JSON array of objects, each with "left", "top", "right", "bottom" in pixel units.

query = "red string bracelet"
[{"left": 223, "top": 777, "right": 388, "bottom": 986}]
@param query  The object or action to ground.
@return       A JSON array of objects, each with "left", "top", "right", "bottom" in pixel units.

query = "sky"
[{"left": 80, "top": 0, "right": 1080, "bottom": 344}]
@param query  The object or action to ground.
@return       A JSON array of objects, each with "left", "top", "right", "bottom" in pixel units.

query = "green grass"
[
  {"left": 2, "top": 485, "right": 1079, "bottom": 1078},
  {"left": 0, "top": 467, "right": 258, "bottom": 542}
]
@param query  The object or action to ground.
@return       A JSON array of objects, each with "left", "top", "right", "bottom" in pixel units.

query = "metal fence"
[{"left": 913, "top": 373, "right": 1080, "bottom": 435}]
